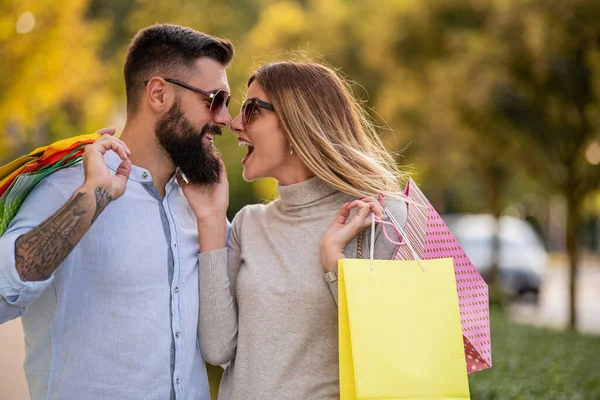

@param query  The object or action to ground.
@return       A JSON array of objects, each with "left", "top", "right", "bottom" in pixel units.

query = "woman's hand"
[
  {"left": 177, "top": 158, "right": 229, "bottom": 252},
  {"left": 177, "top": 158, "right": 229, "bottom": 221},
  {"left": 320, "top": 194, "right": 385, "bottom": 272}
]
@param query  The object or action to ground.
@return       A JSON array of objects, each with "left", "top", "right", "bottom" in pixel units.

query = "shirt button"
[
  {"left": 174, "top": 287, "right": 179, "bottom": 294},
  {"left": 175, "top": 332, "right": 180, "bottom": 338},
  {"left": 173, "top": 243, "right": 177, "bottom": 248},
  {"left": 141, "top": 171, "right": 148, "bottom": 179},
  {"left": 176, "top": 378, "right": 180, "bottom": 385}
]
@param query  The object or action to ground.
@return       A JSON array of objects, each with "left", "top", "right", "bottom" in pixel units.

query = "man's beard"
[{"left": 155, "top": 100, "right": 221, "bottom": 184}]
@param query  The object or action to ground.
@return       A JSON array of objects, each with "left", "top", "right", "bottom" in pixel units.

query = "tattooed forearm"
[
  {"left": 91, "top": 187, "right": 112, "bottom": 224},
  {"left": 14, "top": 186, "right": 110, "bottom": 282}
]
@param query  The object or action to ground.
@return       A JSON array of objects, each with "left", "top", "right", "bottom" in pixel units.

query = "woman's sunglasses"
[
  {"left": 241, "top": 97, "right": 275, "bottom": 126},
  {"left": 144, "top": 77, "right": 231, "bottom": 117}
]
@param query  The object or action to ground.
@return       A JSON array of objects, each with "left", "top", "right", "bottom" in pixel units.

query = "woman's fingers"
[
  {"left": 346, "top": 199, "right": 381, "bottom": 219},
  {"left": 217, "top": 157, "right": 228, "bottom": 184},
  {"left": 344, "top": 200, "right": 373, "bottom": 231},
  {"left": 378, "top": 192, "right": 386, "bottom": 208},
  {"left": 328, "top": 194, "right": 386, "bottom": 246},
  {"left": 334, "top": 203, "right": 352, "bottom": 225},
  {"left": 359, "top": 196, "right": 384, "bottom": 218}
]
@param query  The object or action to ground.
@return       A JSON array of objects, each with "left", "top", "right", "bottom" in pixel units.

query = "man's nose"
[{"left": 213, "top": 105, "right": 232, "bottom": 128}]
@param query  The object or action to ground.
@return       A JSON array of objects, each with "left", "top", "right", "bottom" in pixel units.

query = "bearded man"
[{"left": 0, "top": 24, "right": 233, "bottom": 400}]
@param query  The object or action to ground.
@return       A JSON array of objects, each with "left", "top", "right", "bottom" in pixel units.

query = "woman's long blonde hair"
[{"left": 249, "top": 61, "right": 408, "bottom": 199}]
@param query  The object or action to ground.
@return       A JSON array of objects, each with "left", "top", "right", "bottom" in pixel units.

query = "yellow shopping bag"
[
  {"left": 339, "top": 257, "right": 470, "bottom": 400},
  {"left": 0, "top": 155, "right": 40, "bottom": 183},
  {"left": 29, "top": 133, "right": 100, "bottom": 156}
]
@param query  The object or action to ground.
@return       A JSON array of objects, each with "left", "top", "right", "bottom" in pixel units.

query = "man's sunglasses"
[
  {"left": 144, "top": 77, "right": 231, "bottom": 116},
  {"left": 241, "top": 97, "right": 275, "bottom": 126}
]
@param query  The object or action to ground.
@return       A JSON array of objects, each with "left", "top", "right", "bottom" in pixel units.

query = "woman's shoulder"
[
  {"left": 231, "top": 202, "right": 270, "bottom": 227},
  {"left": 383, "top": 196, "right": 408, "bottom": 228}
]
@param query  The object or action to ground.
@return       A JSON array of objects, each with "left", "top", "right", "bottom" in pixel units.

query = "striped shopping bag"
[{"left": 389, "top": 179, "right": 492, "bottom": 373}]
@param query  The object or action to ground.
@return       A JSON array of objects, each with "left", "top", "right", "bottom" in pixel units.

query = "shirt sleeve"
[
  {"left": 197, "top": 208, "right": 244, "bottom": 366},
  {"left": 0, "top": 179, "right": 70, "bottom": 324}
]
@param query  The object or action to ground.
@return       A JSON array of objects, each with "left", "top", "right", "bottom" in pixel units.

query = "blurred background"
[{"left": 1, "top": 0, "right": 599, "bottom": 398}]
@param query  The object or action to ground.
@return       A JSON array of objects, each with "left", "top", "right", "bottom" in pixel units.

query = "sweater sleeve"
[
  {"left": 197, "top": 209, "right": 245, "bottom": 366},
  {"left": 326, "top": 279, "right": 339, "bottom": 305}
]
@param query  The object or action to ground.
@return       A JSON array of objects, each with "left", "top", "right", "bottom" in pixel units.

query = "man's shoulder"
[{"left": 39, "top": 161, "right": 85, "bottom": 197}]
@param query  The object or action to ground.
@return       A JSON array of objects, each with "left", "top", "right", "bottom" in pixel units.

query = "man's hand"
[
  {"left": 14, "top": 128, "right": 132, "bottom": 282},
  {"left": 79, "top": 131, "right": 132, "bottom": 205}
]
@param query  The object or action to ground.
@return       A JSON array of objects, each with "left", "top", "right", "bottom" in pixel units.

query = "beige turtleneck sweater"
[{"left": 197, "top": 177, "right": 407, "bottom": 400}]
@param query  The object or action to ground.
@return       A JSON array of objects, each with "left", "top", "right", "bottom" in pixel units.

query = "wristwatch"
[{"left": 324, "top": 269, "right": 338, "bottom": 283}]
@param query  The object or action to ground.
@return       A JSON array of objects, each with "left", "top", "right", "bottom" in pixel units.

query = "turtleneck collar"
[{"left": 276, "top": 176, "right": 344, "bottom": 212}]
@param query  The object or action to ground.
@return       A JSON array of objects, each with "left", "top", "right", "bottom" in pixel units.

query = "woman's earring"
[{"left": 290, "top": 146, "right": 294, "bottom": 155}]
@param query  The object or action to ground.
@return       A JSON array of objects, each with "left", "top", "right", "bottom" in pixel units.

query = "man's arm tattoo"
[
  {"left": 91, "top": 187, "right": 112, "bottom": 224},
  {"left": 15, "top": 187, "right": 111, "bottom": 282}
]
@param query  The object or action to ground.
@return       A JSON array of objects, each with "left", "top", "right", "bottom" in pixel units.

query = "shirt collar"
[{"left": 104, "top": 150, "right": 154, "bottom": 183}]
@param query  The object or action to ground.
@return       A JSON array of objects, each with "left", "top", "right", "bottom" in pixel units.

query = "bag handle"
[{"left": 357, "top": 209, "right": 425, "bottom": 272}]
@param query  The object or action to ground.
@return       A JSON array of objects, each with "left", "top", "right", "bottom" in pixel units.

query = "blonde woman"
[{"left": 180, "top": 61, "right": 408, "bottom": 399}]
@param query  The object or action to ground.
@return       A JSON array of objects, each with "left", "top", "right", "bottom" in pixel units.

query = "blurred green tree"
[
  {"left": 479, "top": 0, "right": 600, "bottom": 329},
  {"left": 3, "top": 0, "right": 598, "bottom": 330},
  {"left": 373, "top": 0, "right": 600, "bottom": 324},
  {"left": 0, "top": 0, "right": 112, "bottom": 160}
]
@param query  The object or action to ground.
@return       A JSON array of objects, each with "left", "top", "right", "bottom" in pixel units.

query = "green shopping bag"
[{"left": 0, "top": 145, "right": 85, "bottom": 235}]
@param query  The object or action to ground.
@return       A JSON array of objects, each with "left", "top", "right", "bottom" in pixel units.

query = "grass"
[
  {"left": 468, "top": 311, "right": 600, "bottom": 399},
  {"left": 206, "top": 311, "right": 600, "bottom": 399}
]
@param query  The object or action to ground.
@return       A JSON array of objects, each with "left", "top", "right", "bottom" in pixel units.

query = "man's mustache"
[{"left": 201, "top": 124, "right": 222, "bottom": 137}]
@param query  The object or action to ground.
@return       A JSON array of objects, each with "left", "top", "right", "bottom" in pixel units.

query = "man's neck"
[{"left": 119, "top": 119, "right": 174, "bottom": 197}]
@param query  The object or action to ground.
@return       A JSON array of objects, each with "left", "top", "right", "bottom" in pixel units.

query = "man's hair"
[{"left": 124, "top": 24, "right": 234, "bottom": 115}]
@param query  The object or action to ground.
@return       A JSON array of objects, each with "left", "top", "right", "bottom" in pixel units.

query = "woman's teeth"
[
  {"left": 239, "top": 139, "right": 254, "bottom": 164},
  {"left": 238, "top": 139, "right": 253, "bottom": 148}
]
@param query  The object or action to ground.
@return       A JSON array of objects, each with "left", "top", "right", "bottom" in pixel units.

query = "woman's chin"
[
  {"left": 243, "top": 166, "right": 271, "bottom": 182},
  {"left": 242, "top": 168, "right": 256, "bottom": 182}
]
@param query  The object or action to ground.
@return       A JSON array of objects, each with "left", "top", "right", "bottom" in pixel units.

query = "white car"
[{"left": 443, "top": 213, "right": 549, "bottom": 301}]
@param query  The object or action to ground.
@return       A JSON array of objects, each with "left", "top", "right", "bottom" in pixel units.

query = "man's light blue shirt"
[{"left": 0, "top": 151, "right": 211, "bottom": 400}]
